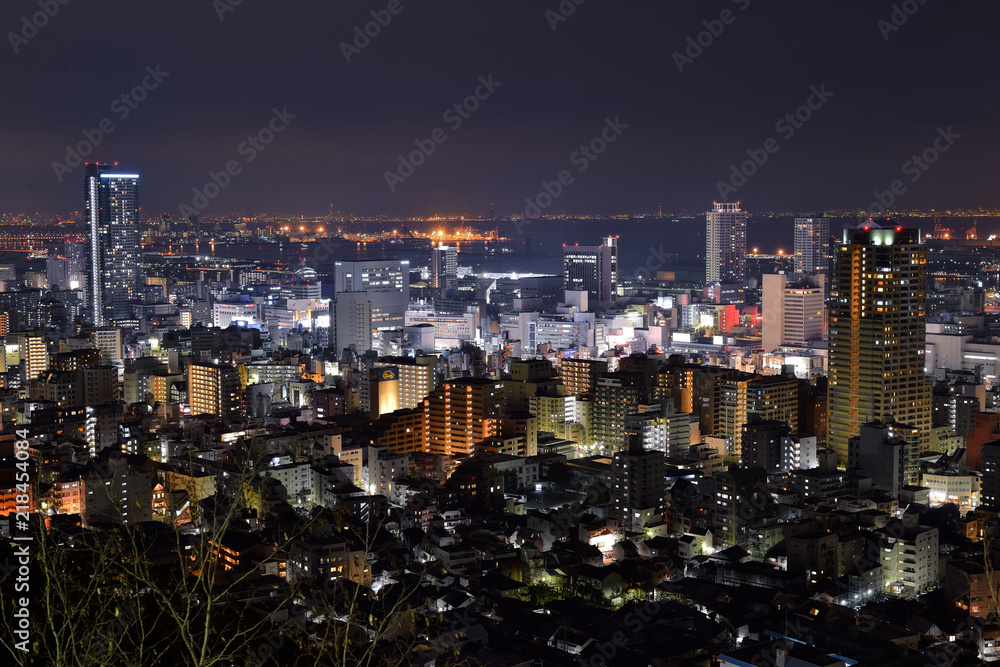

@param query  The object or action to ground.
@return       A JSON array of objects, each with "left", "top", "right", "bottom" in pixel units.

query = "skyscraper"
[
  {"left": 706, "top": 202, "right": 747, "bottom": 284},
  {"left": 562, "top": 236, "right": 618, "bottom": 308},
  {"left": 794, "top": 216, "right": 831, "bottom": 274},
  {"left": 827, "top": 223, "right": 932, "bottom": 462},
  {"left": 84, "top": 164, "right": 140, "bottom": 325},
  {"left": 430, "top": 244, "right": 457, "bottom": 291}
]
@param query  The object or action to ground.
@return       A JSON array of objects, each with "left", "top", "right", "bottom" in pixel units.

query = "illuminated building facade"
[
  {"left": 559, "top": 357, "right": 608, "bottom": 398},
  {"left": 424, "top": 377, "right": 501, "bottom": 457},
  {"left": 430, "top": 244, "right": 457, "bottom": 291},
  {"left": 85, "top": 164, "right": 140, "bottom": 325},
  {"left": 562, "top": 236, "right": 618, "bottom": 308},
  {"left": 333, "top": 260, "right": 410, "bottom": 329},
  {"left": 706, "top": 202, "right": 747, "bottom": 284},
  {"left": 188, "top": 361, "right": 243, "bottom": 421},
  {"left": 828, "top": 224, "right": 932, "bottom": 462},
  {"left": 794, "top": 216, "right": 831, "bottom": 274}
]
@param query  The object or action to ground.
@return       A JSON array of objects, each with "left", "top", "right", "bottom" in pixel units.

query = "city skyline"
[{"left": 5, "top": 3, "right": 1000, "bottom": 665}]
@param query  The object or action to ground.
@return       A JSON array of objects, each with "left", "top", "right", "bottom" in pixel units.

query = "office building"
[
  {"left": 430, "top": 244, "right": 457, "bottom": 291},
  {"left": 761, "top": 273, "right": 826, "bottom": 352},
  {"left": 530, "top": 393, "right": 586, "bottom": 444},
  {"left": 65, "top": 236, "right": 87, "bottom": 286},
  {"left": 780, "top": 434, "right": 818, "bottom": 472},
  {"left": 980, "top": 440, "right": 1000, "bottom": 506},
  {"left": 880, "top": 510, "right": 939, "bottom": 597},
  {"left": 828, "top": 224, "right": 932, "bottom": 461},
  {"left": 46, "top": 256, "right": 72, "bottom": 291},
  {"left": 91, "top": 327, "right": 124, "bottom": 367},
  {"left": 82, "top": 455, "right": 153, "bottom": 526},
  {"left": 332, "top": 260, "right": 410, "bottom": 329},
  {"left": 371, "top": 407, "right": 425, "bottom": 454},
  {"left": 332, "top": 291, "right": 372, "bottom": 355},
  {"left": 794, "top": 216, "right": 831, "bottom": 274},
  {"left": 706, "top": 202, "right": 747, "bottom": 284},
  {"left": 85, "top": 164, "right": 140, "bottom": 324},
  {"left": 741, "top": 418, "right": 791, "bottom": 471},
  {"left": 10, "top": 331, "right": 48, "bottom": 382},
  {"left": 562, "top": 236, "right": 618, "bottom": 308},
  {"left": 367, "top": 366, "right": 400, "bottom": 418}
]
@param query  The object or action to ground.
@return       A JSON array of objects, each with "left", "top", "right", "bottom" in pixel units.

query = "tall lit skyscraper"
[
  {"left": 794, "top": 216, "right": 831, "bottom": 274},
  {"left": 562, "top": 236, "right": 618, "bottom": 308},
  {"left": 84, "top": 164, "right": 139, "bottom": 325},
  {"left": 430, "top": 244, "right": 457, "bottom": 291},
  {"left": 706, "top": 202, "right": 747, "bottom": 283},
  {"left": 827, "top": 223, "right": 932, "bottom": 462}
]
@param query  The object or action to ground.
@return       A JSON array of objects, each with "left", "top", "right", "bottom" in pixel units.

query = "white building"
[
  {"left": 333, "top": 292, "right": 372, "bottom": 354},
  {"left": 404, "top": 311, "right": 477, "bottom": 349},
  {"left": 213, "top": 301, "right": 259, "bottom": 328},
  {"left": 706, "top": 202, "right": 747, "bottom": 283},
  {"left": 761, "top": 273, "right": 825, "bottom": 353},
  {"left": 880, "top": 512, "right": 939, "bottom": 597},
  {"left": 793, "top": 216, "right": 830, "bottom": 274},
  {"left": 333, "top": 260, "right": 410, "bottom": 329},
  {"left": 264, "top": 456, "right": 313, "bottom": 505},
  {"left": 780, "top": 434, "right": 818, "bottom": 472},
  {"left": 922, "top": 470, "right": 980, "bottom": 509}
]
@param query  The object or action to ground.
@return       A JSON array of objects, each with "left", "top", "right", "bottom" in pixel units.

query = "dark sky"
[{"left": 0, "top": 0, "right": 996, "bottom": 218}]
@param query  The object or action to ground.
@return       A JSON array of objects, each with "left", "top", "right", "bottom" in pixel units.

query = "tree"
[
  {"left": 547, "top": 462, "right": 571, "bottom": 489},
  {"left": 0, "top": 445, "right": 471, "bottom": 666},
  {"left": 503, "top": 470, "right": 519, "bottom": 493}
]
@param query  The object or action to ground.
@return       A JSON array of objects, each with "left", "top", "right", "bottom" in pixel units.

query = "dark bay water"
[{"left": 156, "top": 214, "right": 920, "bottom": 278}]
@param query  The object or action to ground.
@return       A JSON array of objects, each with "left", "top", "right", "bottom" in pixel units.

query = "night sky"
[{"left": 1, "top": 1, "right": 995, "bottom": 218}]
